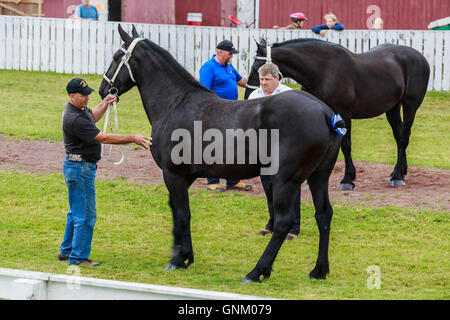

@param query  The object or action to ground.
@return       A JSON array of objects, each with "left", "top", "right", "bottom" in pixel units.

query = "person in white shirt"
[
  {"left": 248, "top": 63, "right": 292, "bottom": 99},
  {"left": 248, "top": 63, "right": 299, "bottom": 241}
]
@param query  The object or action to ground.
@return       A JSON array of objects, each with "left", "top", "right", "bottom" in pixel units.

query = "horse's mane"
[
  {"left": 272, "top": 38, "right": 346, "bottom": 51},
  {"left": 142, "top": 39, "right": 214, "bottom": 94}
]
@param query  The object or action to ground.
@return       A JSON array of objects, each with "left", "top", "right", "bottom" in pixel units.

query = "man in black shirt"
[{"left": 59, "top": 78, "right": 151, "bottom": 267}]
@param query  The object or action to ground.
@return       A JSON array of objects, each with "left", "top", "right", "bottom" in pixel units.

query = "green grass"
[
  {"left": 0, "top": 70, "right": 448, "bottom": 299},
  {"left": 0, "top": 70, "right": 149, "bottom": 142},
  {"left": 0, "top": 170, "right": 448, "bottom": 300},
  {"left": 1, "top": 70, "right": 449, "bottom": 168}
]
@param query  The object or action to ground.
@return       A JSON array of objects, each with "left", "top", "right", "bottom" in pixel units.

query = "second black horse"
[{"left": 245, "top": 38, "right": 430, "bottom": 190}]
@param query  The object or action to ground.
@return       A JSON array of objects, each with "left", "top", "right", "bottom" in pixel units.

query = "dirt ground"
[{"left": 0, "top": 135, "right": 448, "bottom": 212}]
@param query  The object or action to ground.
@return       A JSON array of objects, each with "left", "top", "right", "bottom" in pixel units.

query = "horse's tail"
[{"left": 326, "top": 113, "right": 347, "bottom": 137}]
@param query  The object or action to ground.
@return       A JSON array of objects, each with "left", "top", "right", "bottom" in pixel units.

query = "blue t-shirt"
[
  {"left": 199, "top": 55, "right": 242, "bottom": 100},
  {"left": 75, "top": 4, "right": 99, "bottom": 20}
]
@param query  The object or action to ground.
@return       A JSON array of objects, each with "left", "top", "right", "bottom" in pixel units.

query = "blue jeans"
[
  {"left": 207, "top": 178, "right": 240, "bottom": 187},
  {"left": 60, "top": 158, "right": 97, "bottom": 265}
]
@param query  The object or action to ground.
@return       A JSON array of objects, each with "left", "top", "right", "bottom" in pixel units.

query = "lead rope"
[{"left": 100, "top": 88, "right": 125, "bottom": 165}]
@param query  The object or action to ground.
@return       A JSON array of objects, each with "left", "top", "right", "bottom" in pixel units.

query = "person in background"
[
  {"left": 273, "top": 12, "right": 308, "bottom": 30},
  {"left": 311, "top": 13, "right": 344, "bottom": 37},
  {"left": 248, "top": 63, "right": 299, "bottom": 241},
  {"left": 74, "top": 0, "right": 99, "bottom": 21},
  {"left": 373, "top": 17, "right": 384, "bottom": 30},
  {"left": 199, "top": 40, "right": 252, "bottom": 192}
]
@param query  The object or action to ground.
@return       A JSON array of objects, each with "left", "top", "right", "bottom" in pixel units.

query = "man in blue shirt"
[
  {"left": 199, "top": 40, "right": 252, "bottom": 192},
  {"left": 74, "top": 0, "right": 99, "bottom": 21}
]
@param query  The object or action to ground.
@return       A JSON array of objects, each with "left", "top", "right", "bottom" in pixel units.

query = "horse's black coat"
[
  {"left": 100, "top": 25, "right": 345, "bottom": 282},
  {"left": 245, "top": 38, "right": 430, "bottom": 189}
]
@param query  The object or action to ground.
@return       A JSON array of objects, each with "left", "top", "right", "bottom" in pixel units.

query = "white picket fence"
[{"left": 1, "top": 15, "right": 449, "bottom": 91}]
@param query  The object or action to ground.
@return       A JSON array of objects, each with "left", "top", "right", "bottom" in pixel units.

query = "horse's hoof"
[
  {"left": 307, "top": 272, "right": 327, "bottom": 280},
  {"left": 240, "top": 276, "right": 262, "bottom": 283},
  {"left": 388, "top": 178, "right": 406, "bottom": 187},
  {"left": 308, "top": 266, "right": 329, "bottom": 279},
  {"left": 338, "top": 183, "right": 355, "bottom": 190},
  {"left": 164, "top": 263, "right": 182, "bottom": 271}
]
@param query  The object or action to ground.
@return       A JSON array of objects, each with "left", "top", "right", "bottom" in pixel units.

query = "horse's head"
[
  {"left": 244, "top": 39, "right": 269, "bottom": 99},
  {"left": 100, "top": 24, "right": 144, "bottom": 99}
]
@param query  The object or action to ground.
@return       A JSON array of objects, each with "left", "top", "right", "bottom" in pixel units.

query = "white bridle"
[
  {"left": 101, "top": 37, "right": 143, "bottom": 165},
  {"left": 103, "top": 37, "right": 143, "bottom": 86},
  {"left": 246, "top": 44, "right": 283, "bottom": 90}
]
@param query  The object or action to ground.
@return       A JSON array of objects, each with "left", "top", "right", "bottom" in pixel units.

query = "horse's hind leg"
[
  {"left": 242, "top": 181, "right": 300, "bottom": 283},
  {"left": 259, "top": 175, "right": 275, "bottom": 233},
  {"left": 388, "top": 97, "right": 421, "bottom": 186},
  {"left": 163, "top": 172, "right": 195, "bottom": 270},
  {"left": 307, "top": 174, "right": 333, "bottom": 279},
  {"left": 338, "top": 115, "right": 356, "bottom": 190},
  {"left": 307, "top": 145, "right": 339, "bottom": 279}
]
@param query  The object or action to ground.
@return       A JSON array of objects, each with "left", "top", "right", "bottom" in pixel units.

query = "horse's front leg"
[
  {"left": 163, "top": 171, "right": 195, "bottom": 270},
  {"left": 386, "top": 104, "right": 407, "bottom": 186},
  {"left": 242, "top": 182, "right": 300, "bottom": 283},
  {"left": 339, "top": 115, "right": 356, "bottom": 190}
]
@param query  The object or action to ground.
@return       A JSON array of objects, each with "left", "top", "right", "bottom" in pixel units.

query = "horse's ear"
[
  {"left": 131, "top": 24, "right": 140, "bottom": 38},
  {"left": 260, "top": 38, "right": 267, "bottom": 46},
  {"left": 256, "top": 40, "right": 264, "bottom": 53},
  {"left": 118, "top": 24, "right": 132, "bottom": 45}
]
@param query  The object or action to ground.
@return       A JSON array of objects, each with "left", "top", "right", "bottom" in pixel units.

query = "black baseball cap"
[
  {"left": 216, "top": 40, "right": 239, "bottom": 54},
  {"left": 66, "top": 78, "right": 95, "bottom": 95}
]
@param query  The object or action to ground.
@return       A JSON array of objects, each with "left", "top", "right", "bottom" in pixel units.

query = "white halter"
[
  {"left": 101, "top": 37, "right": 143, "bottom": 165},
  {"left": 103, "top": 37, "right": 143, "bottom": 86},
  {"left": 247, "top": 44, "right": 282, "bottom": 90}
]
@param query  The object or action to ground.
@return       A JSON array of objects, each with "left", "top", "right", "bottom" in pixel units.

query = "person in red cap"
[{"left": 273, "top": 12, "right": 308, "bottom": 30}]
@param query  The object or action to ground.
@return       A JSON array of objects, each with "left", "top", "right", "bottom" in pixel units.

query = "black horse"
[
  {"left": 245, "top": 38, "right": 430, "bottom": 190},
  {"left": 100, "top": 25, "right": 346, "bottom": 282}
]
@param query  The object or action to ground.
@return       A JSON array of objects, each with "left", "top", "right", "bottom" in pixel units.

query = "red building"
[
  {"left": 42, "top": 0, "right": 237, "bottom": 26},
  {"left": 41, "top": 0, "right": 450, "bottom": 30},
  {"left": 259, "top": 0, "right": 450, "bottom": 30}
]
